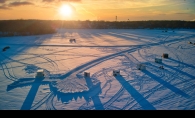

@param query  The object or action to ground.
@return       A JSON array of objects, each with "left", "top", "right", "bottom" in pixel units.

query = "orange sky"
[{"left": 0, "top": 0, "right": 195, "bottom": 21}]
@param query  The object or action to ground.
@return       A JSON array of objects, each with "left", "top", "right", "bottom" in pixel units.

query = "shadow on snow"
[
  {"left": 114, "top": 75, "right": 156, "bottom": 110},
  {"left": 142, "top": 70, "right": 190, "bottom": 98},
  {"left": 50, "top": 76, "right": 104, "bottom": 110}
]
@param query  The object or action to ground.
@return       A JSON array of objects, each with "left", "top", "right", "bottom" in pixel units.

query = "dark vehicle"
[{"left": 2, "top": 46, "right": 10, "bottom": 52}]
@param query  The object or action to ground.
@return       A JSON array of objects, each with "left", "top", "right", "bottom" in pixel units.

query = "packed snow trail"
[{"left": 59, "top": 46, "right": 144, "bottom": 80}]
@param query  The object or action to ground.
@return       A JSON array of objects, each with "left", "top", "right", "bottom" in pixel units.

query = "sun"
[{"left": 59, "top": 4, "right": 72, "bottom": 16}]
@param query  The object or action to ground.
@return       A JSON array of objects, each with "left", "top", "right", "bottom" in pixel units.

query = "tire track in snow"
[
  {"left": 60, "top": 46, "right": 144, "bottom": 80},
  {"left": 2, "top": 52, "right": 59, "bottom": 77},
  {"left": 78, "top": 87, "right": 125, "bottom": 110},
  {"left": 138, "top": 34, "right": 186, "bottom": 85},
  {"left": 4, "top": 62, "right": 17, "bottom": 80},
  {"left": 103, "top": 87, "right": 125, "bottom": 110},
  {"left": 0, "top": 61, "right": 15, "bottom": 81},
  {"left": 0, "top": 54, "right": 58, "bottom": 110},
  {"left": 0, "top": 54, "right": 17, "bottom": 81},
  {"left": 78, "top": 66, "right": 126, "bottom": 110},
  {"left": 4, "top": 32, "right": 193, "bottom": 109},
  {"left": 30, "top": 92, "right": 53, "bottom": 110},
  {"left": 121, "top": 43, "right": 186, "bottom": 109},
  {"left": 74, "top": 43, "right": 166, "bottom": 109},
  {"left": 45, "top": 92, "right": 56, "bottom": 110},
  {"left": 101, "top": 69, "right": 113, "bottom": 98},
  {"left": 129, "top": 74, "right": 195, "bottom": 109},
  {"left": 38, "top": 55, "right": 59, "bottom": 75},
  {"left": 0, "top": 48, "right": 79, "bottom": 70},
  {"left": 127, "top": 83, "right": 168, "bottom": 110},
  {"left": 160, "top": 33, "right": 192, "bottom": 90},
  {"left": 42, "top": 39, "right": 195, "bottom": 110},
  {"left": 121, "top": 97, "right": 138, "bottom": 110},
  {"left": 7, "top": 62, "right": 18, "bottom": 80},
  {"left": 146, "top": 80, "right": 195, "bottom": 109},
  {"left": 123, "top": 52, "right": 163, "bottom": 91}
]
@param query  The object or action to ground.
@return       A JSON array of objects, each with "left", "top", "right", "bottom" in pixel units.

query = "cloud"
[
  {"left": 42, "top": 0, "right": 55, "bottom": 2},
  {"left": 175, "top": 12, "right": 189, "bottom": 15},
  {"left": 9, "top": 1, "right": 34, "bottom": 7},
  {"left": 0, "top": 5, "right": 10, "bottom": 9},
  {"left": 61, "top": 0, "right": 81, "bottom": 2},
  {"left": 42, "top": 0, "right": 81, "bottom": 2},
  {"left": 0, "top": 0, "right": 6, "bottom": 3}
]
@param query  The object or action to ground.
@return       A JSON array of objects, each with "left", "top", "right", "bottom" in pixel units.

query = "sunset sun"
[{"left": 59, "top": 5, "right": 72, "bottom": 16}]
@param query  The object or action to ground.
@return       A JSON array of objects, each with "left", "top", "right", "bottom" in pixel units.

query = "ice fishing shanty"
[
  {"left": 137, "top": 64, "right": 146, "bottom": 70},
  {"left": 113, "top": 70, "right": 120, "bottom": 76},
  {"left": 188, "top": 41, "right": 192, "bottom": 44},
  {"left": 35, "top": 69, "right": 44, "bottom": 78},
  {"left": 162, "top": 53, "right": 168, "bottom": 58},
  {"left": 69, "top": 39, "right": 76, "bottom": 42},
  {"left": 84, "top": 71, "right": 90, "bottom": 78},
  {"left": 155, "top": 58, "right": 162, "bottom": 63}
]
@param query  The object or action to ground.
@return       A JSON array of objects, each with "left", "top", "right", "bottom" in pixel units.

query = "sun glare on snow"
[{"left": 59, "top": 4, "right": 72, "bottom": 16}]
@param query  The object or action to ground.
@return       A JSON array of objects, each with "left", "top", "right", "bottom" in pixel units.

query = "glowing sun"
[{"left": 59, "top": 5, "right": 72, "bottom": 16}]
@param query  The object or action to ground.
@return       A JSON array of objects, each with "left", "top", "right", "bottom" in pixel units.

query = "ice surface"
[{"left": 0, "top": 29, "right": 195, "bottom": 110}]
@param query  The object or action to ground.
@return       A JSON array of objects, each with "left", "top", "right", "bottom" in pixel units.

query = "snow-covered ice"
[{"left": 0, "top": 29, "right": 195, "bottom": 110}]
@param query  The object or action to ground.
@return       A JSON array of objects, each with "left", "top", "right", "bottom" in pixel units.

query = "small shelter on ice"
[
  {"left": 84, "top": 71, "right": 90, "bottom": 78},
  {"left": 188, "top": 41, "right": 192, "bottom": 44},
  {"left": 162, "top": 53, "right": 168, "bottom": 58},
  {"left": 69, "top": 39, "right": 76, "bottom": 43},
  {"left": 137, "top": 64, "right": 146, "bottom": 70},
  {"left": 155, "top": 58, "right": 162, "bottom": 63},
  {"left": 35, "top": 69, "right": 44, "bottom": 78},
  {"left": 113, "top": 70, "right": 120, "bottom": 76}
]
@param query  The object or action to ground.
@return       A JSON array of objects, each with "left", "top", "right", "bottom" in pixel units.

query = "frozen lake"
[{"left": 0, "top": 29, "right": 195, "bottom": 110}]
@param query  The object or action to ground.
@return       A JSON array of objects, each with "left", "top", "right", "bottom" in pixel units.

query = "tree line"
[
  {"left": 0, "top": 20, "right": 57, "bottom": 37},
  {"left": 0, "top": 20, "right": 194, "bottom": 37}
]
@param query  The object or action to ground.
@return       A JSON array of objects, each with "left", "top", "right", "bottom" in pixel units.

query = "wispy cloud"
[
  {"left": 0, "top": 0, "right": 6, "bottom": 3},
  {"left": 0, "top": 1, "right": 34, "bottom": 10},
  {"left": 0, "top": 4, "right": 10, "bottom": 9},
  {"left": 42, "top": 0, "right": 81, "bottom": 2},
  {"left": 60, "top": 0, "right": 81, "bottom": 2},
  {"left": 0, "top": 0, "right": 194, "bottom": 21},
  {"left": 42, "top": 0, "right": 55, "bottom": 2},
  {"left": 175, "top": 12, "right": 189, "bottom": 14},
  {"left": 9, "top": 1, "right": 34, "bottom": 7}
]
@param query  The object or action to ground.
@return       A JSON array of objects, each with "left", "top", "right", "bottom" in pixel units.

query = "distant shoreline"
[{"left": 0, "top": 20, "right": 194, "bottom": 37}]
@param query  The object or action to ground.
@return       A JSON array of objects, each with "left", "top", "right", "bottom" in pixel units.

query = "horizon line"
[{"left": 0, "top": 19, "right": 194, "bottom": 22}]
